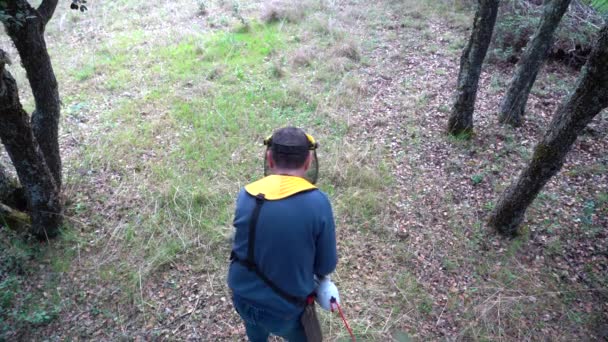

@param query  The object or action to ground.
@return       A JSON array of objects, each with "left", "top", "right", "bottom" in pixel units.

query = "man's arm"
[
  {"left": 231, "top": 189, "right": 248, "bottom": 250},
  {"left": 313, "top": 196, "right": 337, "bottom": 277}
]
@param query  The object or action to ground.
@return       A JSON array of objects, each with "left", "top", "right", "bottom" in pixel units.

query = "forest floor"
[{"left": 1, "top": 0, "right": 607, "bottom": 341}]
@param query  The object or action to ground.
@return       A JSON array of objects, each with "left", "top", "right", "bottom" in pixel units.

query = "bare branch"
[{"left": 37, "top": 0, "right": 58, "bottom": 25}]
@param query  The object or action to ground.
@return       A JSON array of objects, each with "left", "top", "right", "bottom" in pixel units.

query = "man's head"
[{"left": 265, "top": 126, "right": 313, "bottom": 174}]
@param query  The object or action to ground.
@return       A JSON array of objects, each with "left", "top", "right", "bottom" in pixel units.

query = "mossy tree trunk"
[
  {"left": 4, "top": 0, "right": 62, "bottom": 188},
  {"left": 0, "top": 202, "right": 31, "bottom": 232},
  {"left": 0, "top": 60, "right": 62, "bottom": 238},
  {"left": 447, "top": 0, "right": 500, "bottom": 136},
  {"left": 0, "top": 0, "right": 62, "bottom": 239},
  {"left": 498, "top": 0, "right": 572, "bottom": 126},
  {"left": 489, "top": 24, "right": 608, "bottom": 236}
]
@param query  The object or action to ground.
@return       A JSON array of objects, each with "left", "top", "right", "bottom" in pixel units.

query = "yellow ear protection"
[
  {"left": 264, "top": 134, "right": 318, "bottom": 150},
  {"left": 263, "top": 131, "right": 319, "bottom": 184}
]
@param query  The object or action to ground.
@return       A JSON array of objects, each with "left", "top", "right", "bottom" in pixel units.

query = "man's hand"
[{"left": 314, "top": 276, "right": 340, "bottom": 311}]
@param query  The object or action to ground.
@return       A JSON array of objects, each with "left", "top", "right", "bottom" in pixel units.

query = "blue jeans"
[{"left": 233, "top": 297, "right": 306, "bottom": 342}]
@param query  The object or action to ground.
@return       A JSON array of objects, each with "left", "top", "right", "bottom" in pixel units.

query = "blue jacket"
[{"left": 228, "top": 187, "right": 337, "bottom": 318}]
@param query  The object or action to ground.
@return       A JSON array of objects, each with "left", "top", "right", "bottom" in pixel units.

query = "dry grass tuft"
[
  {"left": 290, "top": 47, "right": 314, "bottom": 67},
  {"left": 260, "top": 0, "right": 308, "bottom": 24},
  {"left": 270, "top": 59, "right": 285, "bottom": 78},
  {"left": 283, "top": 79, "right": 315, "bottom": 106},
  {"left": 326, "top": 57, "right": 355, "bottom": 75},
  {"left": 334, "top": 75, "right": 367, "bottom": 109},
  {"left": 332, "top": 41, "right": 361, "bottom": 62},
  {"left": 310, "top": 13, "right": 345, "bottom": 39},
  {"left": 323, "top": 142, "right": 387, "bottom": 191},
  {"left": 206, "top": 65, "right": 224, "bottom": 80}
]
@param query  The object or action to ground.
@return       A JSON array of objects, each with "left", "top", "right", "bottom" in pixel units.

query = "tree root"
[{"left": 0, "top": 202, "right": 31, "bottom": 232}]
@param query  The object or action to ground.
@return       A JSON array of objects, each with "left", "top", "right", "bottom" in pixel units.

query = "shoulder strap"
[
  {"left": 247, "top": 194, "right": 265, "bottom": 265},
  {"left": 231, "top": 193, "right": 306, "bottom": 307}
]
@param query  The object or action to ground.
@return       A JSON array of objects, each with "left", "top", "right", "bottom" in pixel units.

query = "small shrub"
[
  {"left": 261, "top": 0, "right": 307, "bottom": 24},
  {"left": 471, "top": 173, "right": 484, "bottom": 185}
]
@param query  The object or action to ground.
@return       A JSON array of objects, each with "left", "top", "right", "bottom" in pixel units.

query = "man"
[{"left": 228, "top": 126, "right": 338, "bottom": 342}]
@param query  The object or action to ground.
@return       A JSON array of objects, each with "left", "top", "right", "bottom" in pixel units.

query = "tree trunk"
[
  {"left": 498, "top": 0, "right": 572, "bottom": 126},
  {"left": 0, "top": 161, "right": 26, "bottom": 209},
  {"left": 0, "top": 161, "right": 17, "bottom": 200},
  {"left": 0, "top": 59, "right": 62, "bottom": 239},
  {"left": 447, "top": 0, "right": 500, "bottom": 136},
  {"left": 4, "top": 0, "right": 62, "bottom": 189},
  {"left": 488, "top": 24, "right": 608, "bottom": 236}
]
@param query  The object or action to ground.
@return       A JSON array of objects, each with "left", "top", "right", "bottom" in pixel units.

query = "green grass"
[
  {"left": 44, "top": 7, "right": 389, "bottom": 337},
  {"left": 73, "top": 64, "right": 96, "bottom": 81},
  {"left": 70, "top": 26, "right": 377, "bottom": 342},
  {"left": 394, "top": 271, "right": 434, "bottom": 317},
  {"left": 401, "top": 16, "right": 425, "bottom": 30},
  {"left": 65, "top": 16, "right": 373, "bottom": 298}
]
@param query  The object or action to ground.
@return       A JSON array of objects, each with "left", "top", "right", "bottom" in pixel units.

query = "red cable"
[{"left": 331, "top": 301, "right": 356, "bottom": 342}]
